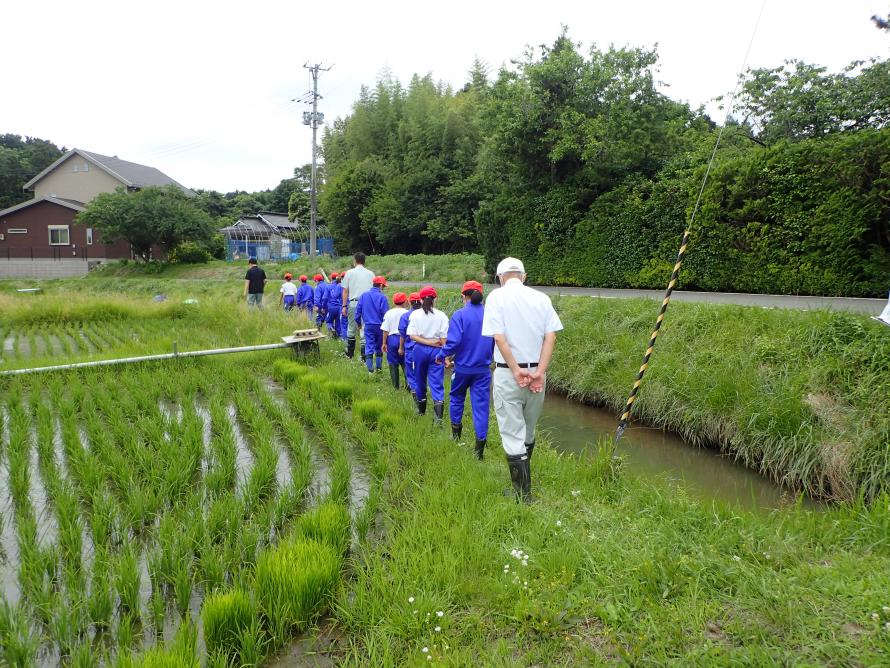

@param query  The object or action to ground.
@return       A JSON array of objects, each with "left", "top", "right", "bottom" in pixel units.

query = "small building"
[
  {"left": 0, "top": 148, "right": 193, "bottom": 277},
  {"left": 219, "top": 211, "right": 335, "bottom": 262}
]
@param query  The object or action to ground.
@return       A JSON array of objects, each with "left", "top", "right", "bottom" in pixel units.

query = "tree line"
[{"left": 319, "top": 30, "right": 890, "bottom": 297}]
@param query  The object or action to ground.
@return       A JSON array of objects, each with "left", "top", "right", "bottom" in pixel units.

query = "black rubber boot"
[
  {"left": 345, "top": 337, "right": 356, "bottom": 359},
  {"left": 474, "top": 438, "right": 486, "bottom": 460},
  {"left": 451, "top": 422, "right": 462, "bottom": 441},
  {"left": 415, "top": 397, "right": 427, "bottom": 416},
  {"left": 525, "top": 441, "right": 535, "bottom": 461},
  {"left": 433, "top": 401, "right": 444, "bottom": 426},
  {"left": 506, "top": 453, "right": 532, "bottom": 503},
  {"left": 389, "top": 364, "right": 400, "bottom": 390}
]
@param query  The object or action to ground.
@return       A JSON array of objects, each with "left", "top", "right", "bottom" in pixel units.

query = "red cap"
[
  {"left": 284, "top": 273, "right": 293, "bottom": 280},
  {"left": 461, "top": 280, "right": 483, "bottom": 294},
  {"left": 299, "top": 275, "right": 307, "bottom": 281},
  {"left": 408, "top": 292, "right": 421, "bottom": 302},
  {"left": 393, "top": 292, "right": 408, "bottom": 304},
  {"left": 419, "top": 286, "right": 437, "bottom": 299},
  {"left": 313, "top": 274, "right": 323, "bottom": 281},
  {"left": 373, "top": 275, "right": 387, "bottom": 287},
  {"left": 330, "top": 272, "right": 338, "bottom": 279}
]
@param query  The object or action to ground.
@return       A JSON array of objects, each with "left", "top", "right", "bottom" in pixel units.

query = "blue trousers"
[
  {"left": 413, "top": 344, "right": 444, "bottom": 402},
  {"left": 404, "top": 345, "right": 416, "bottom": 394},
  {"left": 385, "top": 334, "right": 404, "bottom": 366},
  {"left": 339, "top": 313, "right": 349, "bottom": 339},
  {"left": 315, "top": 308, "right": 326, "bottom": 327},
  {"left": 283, "top": 295, "right": 296, "bottom": 311},
  {"left": 326, "top": 310, "right": 341, "bottom": 338},
  {"left": 363, "top": 324, "right": 383, "bottom": 371},
  {"left": 449, "top": 371, "right": 491, "bottom": 439},
  {"left": 303, "top": 304, "right": 314, "bottom": 320}
]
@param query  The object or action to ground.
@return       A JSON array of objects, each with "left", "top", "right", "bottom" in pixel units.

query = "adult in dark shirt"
[{"left": 244, "top": 257, "right": 267, "bottom": 308}]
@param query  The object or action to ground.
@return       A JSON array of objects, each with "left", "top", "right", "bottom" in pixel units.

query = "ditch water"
[{"left": 538, "top": 393, "right": 817, "bottom": 512}]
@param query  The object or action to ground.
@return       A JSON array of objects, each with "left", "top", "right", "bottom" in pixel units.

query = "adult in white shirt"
[
  {"left": 481, "top": 257, "right": 563, "bottom": 502},
  {"left": 339, "top": 252, "right": 375, "bottom": 360},
  {"left": 407, "top": 286, "right": 450, "bottom": 425}
]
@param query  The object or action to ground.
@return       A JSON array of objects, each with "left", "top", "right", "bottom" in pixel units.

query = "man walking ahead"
[
  {"left": 482, "top": 257, "right": 563, "bottom": 502},
  {"left": 244, "top": 257, "right": 267, "bottom": 308},
  {"left": 340, "top": 252, "right": 374, "bottom": 359}
]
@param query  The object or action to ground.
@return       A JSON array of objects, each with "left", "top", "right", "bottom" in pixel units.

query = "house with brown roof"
[{"left": 0, "top": 148, "right": 193, "bottom": 277}]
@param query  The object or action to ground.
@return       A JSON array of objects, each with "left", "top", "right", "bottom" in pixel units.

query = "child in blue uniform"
[
  {"left": 296, "top": 275, "right": 314, "bottom": 320},
  {"left": 443, "top": 281, "right": 494, "bottom": 459},
  {"left": 355, "top": 276, "right": 389, "bottom": 374},
  {"left": 313, "top": 274, "right": 328, "bottom": 327},
  {"left": 398, "top": 292, "right": 422, "bottom": 399},
  {"left": 381, "top": 292, "right": 409, "bottom": 389},
  {"left": 279, "top": 272, "right": 298, "bottom": 311},
  {"left": 407, "top": 286, "right": 449, "bottom": 424},
  {"left": 326, "top": 272, "right": 342, "bottom": 339}
]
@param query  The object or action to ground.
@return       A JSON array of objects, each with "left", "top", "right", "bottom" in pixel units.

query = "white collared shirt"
[
  {"left": 341, "top": 265, "right": 374, "bottom": 302},
  {"left": 407, "top": 307, "right": 449, "bottom": 339},
  {"left": 381, "top": 306, "right": 407, "bottom": 334},
  {"left": 481, "top": 278, "right": 563, "bottom": 364}
]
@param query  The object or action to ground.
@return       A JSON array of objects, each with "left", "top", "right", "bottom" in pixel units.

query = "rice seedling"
[
  {"left": 254, "top": 537, "right": 342, "bottom": 645},
  {"left": 114, "top": 541, "right": 142, "bottom": 617},
  {"left": 352, "top": 399, "right": 387, "bottom": 430},
  {"left": 49, "top": 594, "right": 88, "bottom": 658},
  {"left": 1, "top": 600, "right": 41, "bottom": 667},
  {"left": 324, "top": 379, "right": 355, "bottom": 405},
  {"left": 173, "top": 560, "right": 194, "bottom": 618},
  {"left": 295, "top": 500, "right": 351, "bottom": 557},
  {"left": 201, "top": 588, "right": 256, "bottom": 664},
  {"left": 235, "top": 617, "right": 266, "bottom": 668},
  {"left": 68, "top": 642, "right": 97, "bottom": 668},
  {"left": 87, "top": 553, "right": 115, "bottom": 631},
  {"left": 115, "top": 610, "right": 138, "bottom": 654},
  {"left": 271, "top": 359, "right": 310, "bottom": 386}
]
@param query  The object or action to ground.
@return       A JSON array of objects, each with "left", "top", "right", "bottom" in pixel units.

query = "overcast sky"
[{"left": 2, "top": 0, "right": 887, "bottom": 193}]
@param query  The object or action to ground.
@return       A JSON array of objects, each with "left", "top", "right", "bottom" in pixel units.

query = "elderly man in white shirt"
[
  {"left": 340, "top": 252, "right": 375, "bottom": 360},
  {"left": 481, "top": 257, "right": 563, "bottom": 502}
]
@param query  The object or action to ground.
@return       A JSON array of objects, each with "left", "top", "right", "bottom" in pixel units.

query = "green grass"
[{"left": 201, "top": 589, "right": 256, "bottom": 665}]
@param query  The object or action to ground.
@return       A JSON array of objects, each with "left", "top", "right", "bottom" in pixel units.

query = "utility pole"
[{"left": 301, "top": 62, "right": 331, "bottom": 259}]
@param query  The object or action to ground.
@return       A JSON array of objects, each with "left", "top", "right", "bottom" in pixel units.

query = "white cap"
[{"left": 496, "top": 257, "right": 525, "bottom": 275}]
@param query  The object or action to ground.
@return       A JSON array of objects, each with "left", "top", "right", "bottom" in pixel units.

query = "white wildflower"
[
  {"left": 437, "top": 610, "right": 444, "bottom": 617},
  {"left": 556, "top": 520, "right": 562, "bottom": 527},
  {"left": 872, "top": 612, "right": 880, "bottom": 621},
  {"left": 435, "top": 626, "right": 441, "bottom": 632},
  {"left": 421, "top": 647, "right": 429, "bottom": 654},
  {"left": 732, "top": 555, "right": 741, "bottom": 562},
  {"left": 409, "top": 596, "right": 415, "bottom": 603}
]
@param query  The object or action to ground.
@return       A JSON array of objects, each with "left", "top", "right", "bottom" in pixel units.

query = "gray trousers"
[
  {"left": 345, "top": 301, "right": 360, "bottom": 339},
  {"left": 492, "top": 367, "right": 545, "bottom": 456}
]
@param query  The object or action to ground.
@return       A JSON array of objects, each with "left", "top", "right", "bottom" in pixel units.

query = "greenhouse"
[{"left": 219, "top": 212, "right": 335, "bottom": 261}]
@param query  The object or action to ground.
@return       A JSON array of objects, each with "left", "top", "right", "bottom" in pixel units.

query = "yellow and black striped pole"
[{"left": 614, "top": 228, "right": 690, "bottom": 441}]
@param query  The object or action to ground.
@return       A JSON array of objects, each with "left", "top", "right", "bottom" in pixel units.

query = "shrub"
[
  {"left": 353, "top": 399, "right": 387, "bottom": 429},
  {"left": 201, "top": 589, "right": 256, "bottom": 665},
  {"left": 169, "top": 241, "right": 211, "bottom": 264},
  {"left": 254, "top": 537, "right": 341, "bottom": 642},
  {"left": 296, "top": 501, "right": 350, "bottom": 556}
]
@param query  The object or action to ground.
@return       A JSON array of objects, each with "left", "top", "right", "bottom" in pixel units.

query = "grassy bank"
[
  {"left": 84, "top": 253, "right": 486, "bottom": 283},
  {"left": 548, "top": 298, "right": 890, "bottom": 501},
  {"left": 296, "top": 355, "right": 890, "bottom": 666}
]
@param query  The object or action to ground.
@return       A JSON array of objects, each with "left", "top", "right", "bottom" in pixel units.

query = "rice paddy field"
[{"left": 1, "top": 277, "right": 889, "bottom": 666}]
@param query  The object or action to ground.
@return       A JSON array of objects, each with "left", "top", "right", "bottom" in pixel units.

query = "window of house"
[
  {"left": 49, "top": 225, "right": 70, "bottom": 245},
  {"left": 72, "top": 161, "right": 89, "bottom": 172},
  {"left": 86, "top": 228, "right": 93, "bottom": 245},
  {"left": 7, "top": 228, "right": 27, "bottom": 234}
]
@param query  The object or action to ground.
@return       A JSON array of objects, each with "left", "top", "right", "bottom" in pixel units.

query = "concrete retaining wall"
[{"left": 0, "top": 260, "right": 100, "bottom": 279}]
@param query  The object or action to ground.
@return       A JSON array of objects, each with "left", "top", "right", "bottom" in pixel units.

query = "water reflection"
[{"left": 539, "top": 393, "right": 818, "bottom": 512}]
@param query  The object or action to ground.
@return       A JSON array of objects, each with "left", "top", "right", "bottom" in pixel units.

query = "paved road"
[{"left": 389, "top": 282, "right": 888, "bottom": 315}]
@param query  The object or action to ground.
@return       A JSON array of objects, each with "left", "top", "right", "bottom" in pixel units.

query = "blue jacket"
[
  {"left": 296, "top": 283, "right": 313, "bottom": 306},
  {"left": 399, "top": 308, "right": 417, "bottom": 350},
  {"left": 313, "top": 281, "right": 328, "bottom": 309},
  {"left": 442, "top": 303, "right": 493, "bottom": 374},
  {"left": 355, "top": 287, "right": 388, "bottom": 326},
  {"left": 327, "top": 281, "right": 342, "bottom": 311}
]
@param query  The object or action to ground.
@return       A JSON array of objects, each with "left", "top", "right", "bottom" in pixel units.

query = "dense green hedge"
[{"left": 498, "top": 130, "right": 890, "bottom": 297}]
